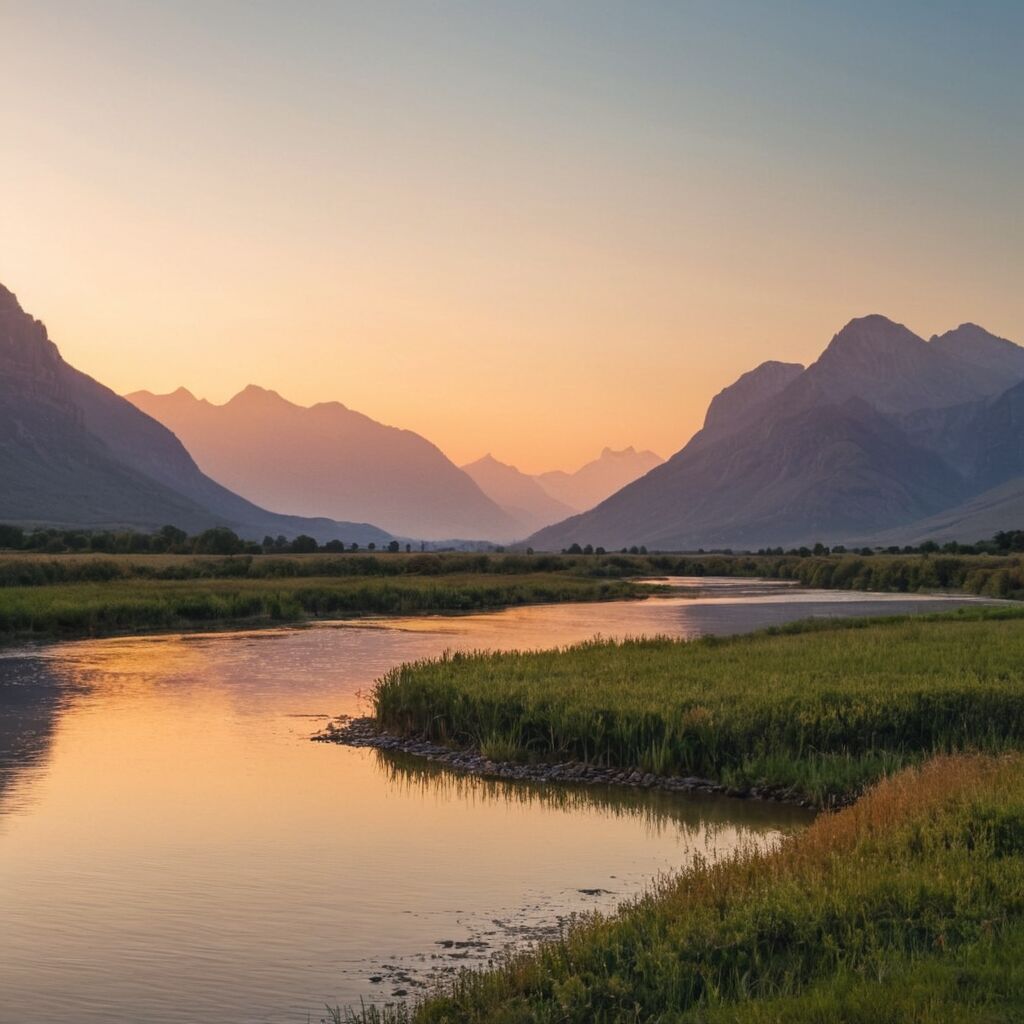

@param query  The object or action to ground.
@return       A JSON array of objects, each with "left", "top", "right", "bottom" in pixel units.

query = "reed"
[
  {"left": 374, "top": 607, "right": 1024, "bottom": 805},
  {"left": 0, "top": 573, "right": 642, "bottom": 641}
]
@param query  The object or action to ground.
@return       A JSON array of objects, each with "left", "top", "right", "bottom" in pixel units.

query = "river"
[{"left": 0, "top": 579, "right": 995, "bottom": 1022}]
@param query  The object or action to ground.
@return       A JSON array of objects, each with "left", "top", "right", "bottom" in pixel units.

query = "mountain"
[
  {"left": 528, "top": 315, "right": 1024, "bottom": 552},
  {"left": 699, "top": 360, "right": 804, "bottom": 443},
  {"left": 461, "top": 455, "right": 577, "bottom": 535},
  {"left": 535, "top": 447, "right": 664, "bottom": 512},
  {"left": 127, "top": 387, "right": 520, "bottom": 541},
  {"left": 790, "top": 314, "right": 1018, "bottom": 415},
  {"left": 0, "top": 283, "right": 390, "bottom": 544},
  {"left": 929, "top": 323, "right": 1024, "bottom": 380}
]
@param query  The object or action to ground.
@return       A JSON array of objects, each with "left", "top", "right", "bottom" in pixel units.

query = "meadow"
[
  {"left": 0, "top": 572, "right": 642, "bottom": 641},
  {"left": 340, "top": 754, "right": 1024, "bottom": 1023},
  {"left": 374, "top": 607, "right": 1024, "bottom": 806}
]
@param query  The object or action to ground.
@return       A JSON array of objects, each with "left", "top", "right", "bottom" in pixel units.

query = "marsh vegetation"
[
  {"left": 339, "top": 754, "right": 1024, "bottom": 1023},
  {"left": 374, "top": 607, "right": 1024, "bottom": 807}
]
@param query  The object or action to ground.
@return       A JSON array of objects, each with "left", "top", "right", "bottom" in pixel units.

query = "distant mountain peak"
[
  {"left": 930, "top": 322, "right": 1016, "bottom": 346},
  {"left": 227, "top": 384, "right": 291, "bottom": 408},
  {"left": 823, "top": 314, "right": 921, "bottom": 355}
]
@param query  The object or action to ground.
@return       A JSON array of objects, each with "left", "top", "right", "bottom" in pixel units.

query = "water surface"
[{"left": 0, "top": 580, "right": 994, "bottom": 1022}]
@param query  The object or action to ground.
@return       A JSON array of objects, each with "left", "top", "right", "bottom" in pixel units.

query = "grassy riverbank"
[
  {"left": 0, "top": 572, "right": 644, "bottom": 642},
  {"left": 4, "top": 549, "right": 1024, "bottom": 598},
  {"left": 375, "top": 607, "right": 1024, "bottom": 806},
  {"left": 343, "top": 754, "right": 1024, "bottom": 1023}
]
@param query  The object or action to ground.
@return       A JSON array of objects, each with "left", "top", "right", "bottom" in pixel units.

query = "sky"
[{"left": 2, "top": 1, "right": 1022, "bottom": 474}]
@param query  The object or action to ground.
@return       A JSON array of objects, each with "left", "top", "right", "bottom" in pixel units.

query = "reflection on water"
[
  {"left": 378, "top": 747, "right": 811, "bottom": 837},
  {"left": 0, "top": 580, "right": 994, "bottom": 1023}
]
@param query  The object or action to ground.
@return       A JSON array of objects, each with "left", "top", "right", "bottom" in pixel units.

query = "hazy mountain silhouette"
[
  {"left": 127, "top": 387, "right": 521, "bottom": 541},
  {"left": 461, "top": 454, "right": 577, "bottom": 535},
  {"left": 0, "top": 283, "right": 391, "bottom": 544},
  {"left": 535, "top": 447, "right": 664, "bottom": 512},
  {"left": 528, "top": 316, "right": 1024, "bottom": 551}
]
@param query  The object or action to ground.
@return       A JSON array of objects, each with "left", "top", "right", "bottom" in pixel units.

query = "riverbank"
[
  {"left": 366, "top": 605, "right": 1024, "bottom": 807},
  {"left": 317, "top": 716, "right": 807, "bottom": 805},
  {"left": 339, "top": 753, "right": 1024, "bottom": 1024},
  {"left": 0, "top": 572, "right": 651, "bottom": 642}
]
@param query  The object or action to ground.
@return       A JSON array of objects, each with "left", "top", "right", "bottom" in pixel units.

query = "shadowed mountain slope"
[
  {"left": 528, "top": 316, "right": 1024, "bottom": 551},
  {"left": 0, "top": 284, "right": 390, "bottom": 544},
  {"left": 127, "top": 387, "right": 520, "bottom": 541}
]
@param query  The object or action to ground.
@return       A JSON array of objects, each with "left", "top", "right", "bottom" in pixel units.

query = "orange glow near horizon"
[{"left": 2, "top": 4, "right": 1021, "bottom": 474}]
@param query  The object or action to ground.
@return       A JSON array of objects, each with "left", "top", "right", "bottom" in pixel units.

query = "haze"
[{"left": 2, "top": 1, "right": 1022, "bottom": 472}]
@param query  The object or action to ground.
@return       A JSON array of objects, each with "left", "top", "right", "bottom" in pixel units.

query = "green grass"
[
  {"left": 374, "top": 607, "right": 1024, "bottom": 806},
  {"left": 339, "top": 754, "right": 1024, "bottom": 1023},
  {"left": 0, "top": 573, "right": 645, "bottom": 641},
  {"left": 4, "top": 550, "right": 1024, "bottom": 599}
]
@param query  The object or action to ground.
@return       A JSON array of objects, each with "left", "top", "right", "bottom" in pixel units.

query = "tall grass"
[
  {"left": 374, "top": 607, "right": 1024, "bottom": 805},
  {"left": 0, "top": 574, "right": 641, "bottom": 641},
  {"left": 5, "top": 550, "right": 1024, "bottom": 598},
  {"left": 342, "top": 754, "right": 1024, "bottom": 1023}
]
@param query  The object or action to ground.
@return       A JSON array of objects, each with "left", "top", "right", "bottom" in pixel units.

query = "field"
[
  {"left": 374, "top": 607, "right": 1024, "bottom": 806},
  {"left": 0, "top": 570, "right": 643, "bottom": 641},
  {"left": 343, "top": 754, "right": 1024, "bottom": 1023}
]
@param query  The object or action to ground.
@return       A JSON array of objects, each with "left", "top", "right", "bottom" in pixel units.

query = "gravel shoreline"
[{"left": 314, "top": 716, "right": 818, "bottom": 808}]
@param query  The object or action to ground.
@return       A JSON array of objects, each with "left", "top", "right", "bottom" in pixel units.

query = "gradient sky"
[{"left": 2, "top": 1, "right": 1021, "bottom": 473}]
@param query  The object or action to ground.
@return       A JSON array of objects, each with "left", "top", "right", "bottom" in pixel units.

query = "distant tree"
[
  {"left": 274, "top": 534, "right": 288, "bottom": 551},
  {"left": 405, "top": 543, "right": 411, "bottom": 553},
  {"left": 832, "top": 544, "right": 847, "bottom": 554},
  {"left": 387, "top": 540, "right": 400, "bottom": 553},
  {"left": 193, "top": 527, "right": 244, "bottom": 555},
  {"left": 291, "top": 534, "right": 318, "bottom": 554},
  {"left": 919, "top": 540, "right": 940, "bottom": 554},
  {"left": 566, "top": 543, "right": 583, "bottom": 555},
  {"left": 158, "top": 525, "right": 188, "bottom": 549},
  {"left": 368, "top": 542, "right": 376, "bottom": 551},
  {"left": 526, "top": 547, "right": 534, "bottom": 555},
  {"left": 583, "top": 544, "right": 594, "bottom": 555},
  {"left": 90, "top": 532, "right": 115, "bottom": 553},
  {"left": 0, "top": 524, "right": 24, "bottom": 549},
  {"left": 629, "top": 546, "right": 639, "bottom": 555},
  {"left": 813, "top": 542, "right": 828, "bottom": 556},
  {"left": 324, "top": 539, "right": 345, "bottom": 552},
  {"left": 639, "top": 545, "right": 648, "bottom": 555},
  {"left": 349, "top": 542, "right": 359, "bottom": 551},
  {"left": 595, "top": 546, "right": 606, "bottom": 555}
]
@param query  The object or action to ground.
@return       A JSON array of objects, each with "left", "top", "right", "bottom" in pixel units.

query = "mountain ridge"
[
  {"left": 0, "top": 284, "right": 391, "bottom": 544},
  {"left": 527, "top": 315, "right": 1024, "bottom": 551},
  {"left": 127, "top": 385, "right": 521, "bottom": 541}
]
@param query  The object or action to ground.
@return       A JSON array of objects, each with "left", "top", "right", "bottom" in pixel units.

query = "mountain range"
[
  {"left": 0, "top": 284, "right": 390, "bottom": 544},
  {"left": 5, "top": 282, "right": 1024, "bottom": 553},
  {"left": 126, "top": 386, "right": 524, "bottom": 541},
  {"left": 461, "top": 447, "right": 663, "bottom": 536},
  {"left": 528, "top": 315, "right": 1024, "bottom": 551}
]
